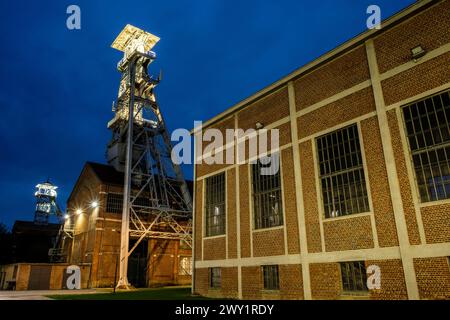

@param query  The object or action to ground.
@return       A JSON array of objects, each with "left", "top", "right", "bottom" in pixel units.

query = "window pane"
[
  {"left": 252, "top": 154, "right": 283, "bottom": 229},
  {"left": 340, "top": 261, "right": 368, "bottom": 293},
  {"left": 316, "top": 124, "right": 369, "bottom": 218},
  {"left": 262, "top": 265, "right": 279, "bottom": 290},
  {"left": 205, "top": 173, "right": 226, "bottom": 236},
  {"left": 402, "top": 90, "right": 450, "bottom": 203},
  {"left": 209, "top": 267, "right": 221, "bottom": 288},
  {"left": 106, "top": 193, "right": 123, "bottom": 213}
]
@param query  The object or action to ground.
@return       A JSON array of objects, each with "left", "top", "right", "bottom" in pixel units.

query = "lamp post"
[{"left": 114, "top": 253, "right": 119, "bottom": 293}]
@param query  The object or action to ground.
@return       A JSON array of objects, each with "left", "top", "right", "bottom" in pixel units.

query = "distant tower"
[
  {"left": 107, "top": 25, "right": 192, "bottom": 289},
  {"left": 34, "top": 180, "right": 60, "bottom": 225}
]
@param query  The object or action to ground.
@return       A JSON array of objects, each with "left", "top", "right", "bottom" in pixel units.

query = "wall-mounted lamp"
[
  {"left": 91, "top": 201, "right": 99, "bottom": 208},
  {"left": 76, "top": 209, "right": 83, "bottom": 215},
  {"left": 411, "top": 45, "right": 426, "bottom": 62}
]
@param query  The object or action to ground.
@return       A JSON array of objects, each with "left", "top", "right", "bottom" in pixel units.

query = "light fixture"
[
  {"left": 76, "top": 209, "right": 83, "bottom": 215},
  {"left": 255, "top": 122, "right": 264, "bottom": 130},
  {"left": 91, "top": 201, "right": 99, "bottom": 208},
  {"left": 64, "top": 214, "right": 69, "bottom": 220},
  {"left": 411, "top": 45, "right": 426, "bottom": 61}
]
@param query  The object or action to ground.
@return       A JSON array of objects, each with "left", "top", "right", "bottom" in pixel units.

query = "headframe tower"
[
  {"left": 107, "top": 25, "right": 192, "bottom": 289},
  {"left": 34, "top": 180, "right": 62, "bottom": 225}
]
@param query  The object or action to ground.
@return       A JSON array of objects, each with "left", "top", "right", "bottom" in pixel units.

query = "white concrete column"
[
  {"left": 288, "top": 81, "right": 312, "bottom": 300},
  {"left": 365, "top": 39, "right": 419, "bottom": 300}
]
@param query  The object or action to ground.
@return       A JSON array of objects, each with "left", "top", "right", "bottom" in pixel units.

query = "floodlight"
[{"left": 111, "top": 24, "right": 160, "bottom": 54}]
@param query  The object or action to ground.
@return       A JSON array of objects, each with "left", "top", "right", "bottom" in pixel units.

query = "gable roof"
[
  {"left": 68, "top": 161, "right": 193, "bottom": 204},
  {"left": 86, "top": 161, "right": 124, "bottom": 186}
]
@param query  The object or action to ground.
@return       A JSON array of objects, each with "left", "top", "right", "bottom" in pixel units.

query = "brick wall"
[
  {"left": 387, "top": 110, "right": 422, "bottom": 245},
  {"left": 227, "top": 169, "right": 237, "bottom": 259},
  {"left": 203, "top": 237, "right": 226, "bottom": 260},
  {"left": 381, "top": 53, "right": 450, "bottom": 106},
  {"left": 361, "top": 116, "right": 399, "bottom": 247},
  {"left": 237, "top": 87, "right": 289, "bottom": 131},
  {"left": 309, "top": 263, "right": 341, "bottom": 300},
  {"left": 279, "top": 264, "right": 304, "bottom": 299},
  {"left": 241, "top": 266, "right": 262, "bottom": 299},
  {"left": 281, "top": 148, "right": 300, "bottom": 254},
  {"left": 374, "top": 0, "right": 450, "bottom": 74},
  {"left": 294, "top": 45, "right": 370, "bottom": 110},
  {"left": 15, "top": 264, "right": 31, "bottom": 291},
  {"left": 323, "top": 215, "right": 374, "bottom": 252},
  {"left": 193, "top": 0, "right": 450, "bottom": 301},
  {"left": 421, "top": 203, "right": 450, "bottom": 244},
  {"left": 367, "top": 259, "right": 408, "bottom": 300},
  {"left": 236, "top": 122, "right": 291, "bottom": 163},
  {"left": 197, "top": 146, "right": 234, "bottom": 178},
  {"left": 299, "top": 140, "right": 322, "bottom": 253},
  {"left": 202, "top": 116, "right": 235, "bottom": 147},
  {"left": 239, "top": 165, "right": 251, "bottom": 258},
  {"left": 194, "top": 179, "right": 203, "bottom": 260},
  {"left": 252, "top": 228, "right": 285, "bottom": 257},
  {"left": 221, "top": 267, "right": 239, "bottom": 299},
  {"left": 297, "top": 87, "right": 376, "bottom": 139},
  {"left": 194, "top": 267, "right": 209, "bottom": 296},
  {"left": 414, "top": 257, "right": 450, "bottom": 299}
]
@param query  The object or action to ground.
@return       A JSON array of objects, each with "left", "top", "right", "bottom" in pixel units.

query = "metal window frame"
[
  {"left": 251, "top": 156, "right": 283, "bottom": 229},
  {"left": 262, "top": 265, "right": 280, "bottom": 290},
  {"left": 339, "top": 261, "right": 368, "bottom": 293},
  {"left": 209, "top": 267, "right": 221, "bottom": 288},
  {"left": 106, "top": 193, "right": 124, "bottom": 213},
  {"left": 205, "top": 173, "right": 226, "bottom": 237},
  {"left": 316, "top": 123, "right": 370, "bottom": 219},
  {"left": 178, "top": 256, "right": 193, "bottom": 276},
  {"left": 401, "top": 90, "right": 450, "bottom": 203}
]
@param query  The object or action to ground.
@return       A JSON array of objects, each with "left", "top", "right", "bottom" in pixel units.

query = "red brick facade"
[
  {"left": 66, "top": 163, "right": 192, "bottom": 288},
  {"left": 193, "top": 0, "right": 450, "bottom": 300}
]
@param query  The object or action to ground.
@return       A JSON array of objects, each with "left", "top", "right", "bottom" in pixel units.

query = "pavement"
[{"left": 0, "top": 289, "right": 100, "bottom": 300}]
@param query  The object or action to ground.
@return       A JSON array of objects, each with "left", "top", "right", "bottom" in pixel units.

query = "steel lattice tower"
[
  {"left": 34, "top": 180, "right": 61, "bottom": 225},
  {"left": 107, "top": 25, "right": 192, "bottom": 289}
]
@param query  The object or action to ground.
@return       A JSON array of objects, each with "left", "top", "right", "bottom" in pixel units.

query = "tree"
[{"left": 0, "top": 222, "right": 13, "bottom": 265}]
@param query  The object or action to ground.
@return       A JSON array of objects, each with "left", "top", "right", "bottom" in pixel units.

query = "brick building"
[
  {"left": 62, "top": 161, "right": 192, "bottom": 288},
  {"left": 192, "top": 0, "right": 450, "bottom": 299}
]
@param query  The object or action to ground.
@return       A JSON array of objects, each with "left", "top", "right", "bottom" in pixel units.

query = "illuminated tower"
[
  {"left": 107, "top": 25, "right": 192, "bottom": 289},
  {"left": 34, "top": 180, "right": 61, "bottom": 225}
]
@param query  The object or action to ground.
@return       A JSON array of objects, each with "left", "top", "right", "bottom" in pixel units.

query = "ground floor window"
[
  {"left": 262, "top": 265, "right": 279, "bottom": 290},
  {"left": 340, "top": 261, "right": 368, "bottom": 293},
  {"left": 179, "top": 256, "right": 192, "bottom": 276},
  {"left": 209, "top": 267, "right": 221, "bottom": 288}
]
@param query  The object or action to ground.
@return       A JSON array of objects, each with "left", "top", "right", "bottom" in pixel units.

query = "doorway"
[{"left": 127, "top": 239, "right": 148, "bottom": 288}]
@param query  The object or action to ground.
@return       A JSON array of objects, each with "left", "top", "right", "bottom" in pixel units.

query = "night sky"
[{"left": 0, "top": 0, "right": 414, "bottom": 228}]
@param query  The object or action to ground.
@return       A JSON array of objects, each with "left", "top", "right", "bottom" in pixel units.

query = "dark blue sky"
[{"left": 0, "top": 0, "right": 414, "bottom": 228}]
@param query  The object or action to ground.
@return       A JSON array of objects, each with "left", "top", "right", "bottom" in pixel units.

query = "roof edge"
[{"left": 191, "top": 0, "right": 437, "bottom": 134}]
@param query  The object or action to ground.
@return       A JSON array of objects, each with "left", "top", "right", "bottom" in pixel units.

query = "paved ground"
[{"left": 0, "top": 289, "right": 99, "bottom": 300}]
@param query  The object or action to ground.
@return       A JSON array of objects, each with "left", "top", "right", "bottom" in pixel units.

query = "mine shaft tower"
[
  {"left": 34, "top": 180, "right": 62, "bottom": 225},
  {"left": 107, "top": 25, "right": 193, "bottom": 288}
]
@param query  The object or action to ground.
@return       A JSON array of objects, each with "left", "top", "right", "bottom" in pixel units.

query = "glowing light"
[
  {"left": 91, "top": 201, "right": 99, "bottom": 208},
  {"left": 76, "top": 209, "right": 83, "bottom": 215},
  {"left": 64, "top": 214, "right": 69, "bottom": 220}
]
